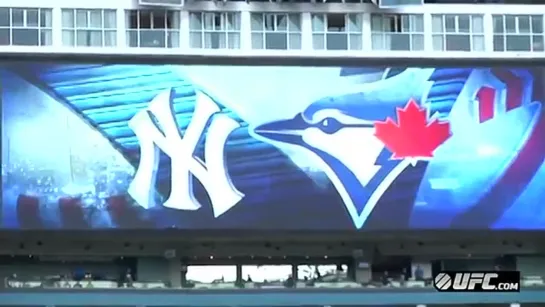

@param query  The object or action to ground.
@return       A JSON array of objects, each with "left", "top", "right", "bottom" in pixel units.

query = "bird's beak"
[{"left": 253, "top": 113, "right": 307, "bottom": 144}]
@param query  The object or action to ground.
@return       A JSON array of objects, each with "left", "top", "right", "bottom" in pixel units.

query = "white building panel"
[{"left": 0, "top": 1, "right": 543, "bottom": 57}]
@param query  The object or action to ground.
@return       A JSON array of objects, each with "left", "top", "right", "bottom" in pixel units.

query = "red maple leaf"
[{"left": 374, "top": 99, "right": 452, "bottom": 160}]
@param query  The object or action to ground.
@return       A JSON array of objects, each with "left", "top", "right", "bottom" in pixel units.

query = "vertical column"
[
  {"left": 301, "top": 12, "right": 312, "bottom": 51},
  {"left": 362, "top": 13, "right": 372, "bottom": 51},
  {"left": 423, "top": 12, "right": 433, "bottom": 52},
  {"left": 180, "top": 11, "right": 190, "bottom": 49},
  {"left": 51, "top": 7, "right": 62, "bottom": 47},
  {"left": 168, "top": 258, "right": 181, "bottom": 288},
  {"left": 482, "top": 13, "right": 494, "bottom": 52},
  {"left": 236, "top": 264, "right": 243, "bottom": 285},
  {"left": 116, "top": 8, "right": 126, "bottom": 48},
  {"left": 240, "top": 10, "right": 251, "bottom": 51}
]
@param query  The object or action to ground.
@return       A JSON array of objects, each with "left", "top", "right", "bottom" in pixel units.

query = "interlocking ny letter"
[{"left": 127, "top": 89, "right": 244, "bottom": 217}]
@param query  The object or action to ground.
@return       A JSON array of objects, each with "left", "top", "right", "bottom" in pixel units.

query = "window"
[
  {"left": 189, "top": 12, "right": 240, "bottom": 49},
  {"left": 242, "top": 265, "right": 292, "bottom": 283},
  {"left": 371, "top": 14, "right": 424, "bottom": 51},
  {"left": 186, "top": 265, "right": 236, "bottom": 284},
  {"left": 125, "top": 10, "right": 180, "bottom": 48},
  {"left": 0, "top": 8, "right": 52, "bottom": 46},
  {"left": 493, "top": 15, "right": 544, "bottom": 52},
  {"left": 432, "top": 14, "right": 485, "bottom": 51},
  {"left": 251, "top": 13, "right": 301, "bottom": 50},
  {"left": 312, "top": 14, "right": 362, "bottom": 50},
  {"left": 62, "top": 9, "right": 117, "bottom": 47}
]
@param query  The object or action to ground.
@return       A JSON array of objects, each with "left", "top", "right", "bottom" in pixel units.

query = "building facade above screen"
[{"left": 1, "top": 64, "right": 545, "bottom": 230}]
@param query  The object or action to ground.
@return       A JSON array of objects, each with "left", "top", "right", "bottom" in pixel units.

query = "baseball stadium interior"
[{"left": 2, "top": 0, "right": 545, "bottom": 305}]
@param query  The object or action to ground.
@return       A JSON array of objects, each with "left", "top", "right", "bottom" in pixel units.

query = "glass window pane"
[
  {"left": 371, "top": 33, "right": 384, "bottom": 50},
  {"left": 506, "top": 35, "right": 531, "bottom": 51},
  {"left": 505, "top": 15, "right": 516, "bottom": 33},
  {"left": 446, "top": 34, "right": 470, "bottom": 51},
  {"left": 62, "top": 10, "right": 75, "bottom": 28},
  {"left": 263, "top": 14, "right": 274, "bottom": 31},
  {"left": 312, "top": 15, "right": 324, "bottom": 32},
  {"left": 189, "top": 31, "right": 202, "bottom": 48},
  {"left": 251, "top": 14, "right": 263, "bottom": 31},
  {"left": 168, "top": 31, "right": 179, "bottom": 48},
  {"left": 139, "top": 29, "right": 165, "bottom": 47},
  {"left": 288, "top": 14, "right": 300, "bottom": 32},
  {"left": 531, "top": 16, "right": 543, "bottom": 33},
  {"left": 471, "top": 16, "right": 484, "bottom": 33},
  {"left": 89, "top": 10, "right": 102, "bottom": 28},
  {"left": 518, "top": 16, "right": 531, "bottom": 34},
  {"left": 27, "top": 9, "right": 39, "bottom": 27},
  {"left": 251, "top": 32, "right": 263, "bottom": 49},
  {"left": 265, "top": 32, "right": 287, "bottom": 49},
  {"left": 401, "top": 15, "right": 410, "bottom": 32},
  {"left": 276, "top": 14, "right": 287, "bottom": 31},
  {"left": 203, "top": 32, "right": 223, "bottom": 49},
  {"left": 370, "top": 15, "right": 383, "bottom": 32},
  {"left": 0, "top": 8, "right": 9, "bottom": 27},
  {"left": 0, "top": 28, "right": 10, "bottom": 45},
  {"left": 349, "top": 34, "right": 362, "bottom": 50},
  {"left": 62, "top": 29, "right": 74, "bottom": 46},
  {"left": 432, "top": 34, "right": 444, "bottom": 50},
  {"left": 40, "top": 9, "right": 52, "bottom": 27},
  {"left": 104, "top": 30, "right": 116, "bottom": 46},
  {"left": 12, "top": 9, "right": 25, "bottom": 27},
  {"left": 104, "top": 10, "right": 116, "bottom": 28},
  {"left": 40, "top": 29, "right": 52, "bottom": 45},
  {"left": 76, "top": 10, "right": 88, "bottom": 28},
  {"left": 227, "top": 33, "right": 239, "bottom": 48},
  {"left": 227, "top": 13, "right": 239, "bottom": 31},
  {"left": 493, "top": 34, "right": 505, "bottom": 51},
  {"left": 412, "top": 15, "right": 424, "bottom": 32},
  {"left": 326, "top": 33, "right": 348, "bottom": 50},
  {"left": 12, "top": 28, "right": 39, "bottom": 45},
  {"left": 492, "top": 15, "right": 504, "bottom": 33},
  {"left": 348, "top": 14, "right": 362, "bottom": 32},
  {"left": 202, "top": 13, "right": 214, "bottom": 30},
  {"left": 445, "top": 15, "right": 456, "bottom": 32},
  {"left": 412, "top": 34, "right": 424, "bottom": 50},
  {"left": 458, "top": 15, "right": 470, "bottom": 33},
  {"left": 532, "top": 35, "right": 544, "bottom": 51},
  {"left": 472, "top": 35, "right": 485, "bottom": 51},
  {"left": 390, "top": 33, "right": 410, "bottom": 50},
  {"left": 126, "top": 30, "right": 138, "bottom": 47},
  {"left": 189, "top": 13, "right": 202, "bottom": 30},
  {"left": 288, "top": 33, "right": 301, "bottom": 49},
  {"left": 313, "top": 33, "right": 325, "bottom": 49},
  {"left": 431, "top": 15, "right": 443, "bottom": 33}
]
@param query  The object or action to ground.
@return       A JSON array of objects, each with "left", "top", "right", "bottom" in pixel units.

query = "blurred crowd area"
[
  {"left": 4, "top": 263, "right": 545, "bottom": 290},
  {"left": 2, "top": 158, "right": 134, "bottom": 207}
]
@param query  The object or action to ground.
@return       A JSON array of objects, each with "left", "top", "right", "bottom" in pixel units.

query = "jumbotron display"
[{"left": 1, "top": 63, "right": 544, "bottom": 230}]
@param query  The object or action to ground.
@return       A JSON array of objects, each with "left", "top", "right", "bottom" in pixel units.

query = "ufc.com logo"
[{"left": 434, "top": 272, "right": 520, "bottom": 292}]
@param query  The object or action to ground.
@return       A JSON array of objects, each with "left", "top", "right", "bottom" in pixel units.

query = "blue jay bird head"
[
  {"left": 252, "top": 68, "right": 434, "bottom": 229},
  {"left": 253, "top": 93, "right": 403, "bottom": 229}
]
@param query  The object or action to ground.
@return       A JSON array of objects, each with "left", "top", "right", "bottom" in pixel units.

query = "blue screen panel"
[{"left": 1, "top": 64, "right": 545, "bottom": 230}]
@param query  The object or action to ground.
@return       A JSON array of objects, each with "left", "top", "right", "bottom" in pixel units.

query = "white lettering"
[{"left": 128, "top": 89, "right": 244, "bottom": 217}]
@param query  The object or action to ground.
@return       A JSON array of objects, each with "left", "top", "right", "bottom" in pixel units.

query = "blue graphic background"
[{"left": 1, "top": 63, "right": 545, "bottom": 230}]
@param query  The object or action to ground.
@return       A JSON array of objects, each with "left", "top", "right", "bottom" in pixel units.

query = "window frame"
[
  {"left": 0, "top": 7, "right": 53, "bottom": 46},
  {"left": 61, "top": 8, "right": 117, "bottom": 47},
  {"left": 250, "top": 12, "right": 302, "bottom": 50}
]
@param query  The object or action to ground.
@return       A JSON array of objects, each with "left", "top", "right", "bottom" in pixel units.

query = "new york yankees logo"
[{"left": 128, "top": 89, "right": 244, "bottom": 217}]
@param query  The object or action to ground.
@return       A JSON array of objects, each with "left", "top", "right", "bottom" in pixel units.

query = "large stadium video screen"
[{"left": 1, "top": 63, "right": 545, "bottom": 230}]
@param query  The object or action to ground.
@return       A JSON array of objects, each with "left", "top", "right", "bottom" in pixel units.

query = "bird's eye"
[{"left": 316, "top": 117, "right": 342, "bottom": 134}]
